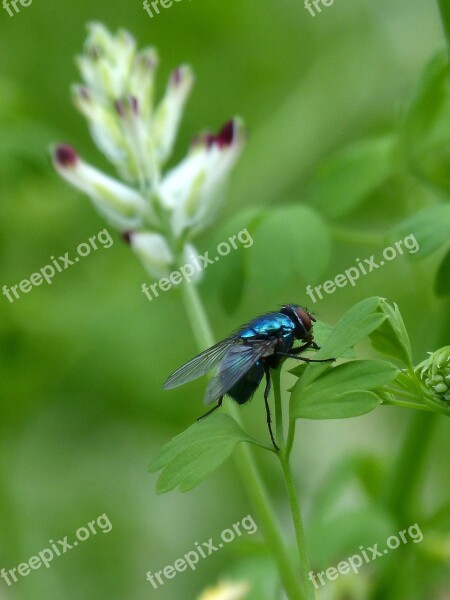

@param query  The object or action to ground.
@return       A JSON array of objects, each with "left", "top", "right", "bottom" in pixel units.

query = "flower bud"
[
  {"left": 415, "top": 346, "right": 450, "bottom": 405},
  {"left": 128, "top": 232, "right": 174, "bottom": 279},
  {"left": 158, "top": 118, "right": 246, "bottom": 237},
  {"left": 52, "top": 144, "right": 154, "bottom": 231},
  {"left": 129, "top": 47, "right": 159, "bottom": 121},
  {"left": 153, "top": 65, "right": 194, "bottom": 165}
]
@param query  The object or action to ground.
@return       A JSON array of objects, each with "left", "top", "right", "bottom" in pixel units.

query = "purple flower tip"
[
  {"left": 130, "top": 95, "right": 139, "bottom": 115},
  {"left": 214, "top": 120, "right": 235, "bottom": 148},
  {"left": 122, "top": 231, "right": 133, "bottom": 245},
  {"left": 114, "top": 99, "right": 124, "bottom": 116},
  {"left": 79, "top": 86, "right": 90, "bottom": 101},
  {"left": 55, "top": 144, "right": 78, "bottom": 167},
  {"left": 171, "top": 67, "right": 183, "bottom": 86}
]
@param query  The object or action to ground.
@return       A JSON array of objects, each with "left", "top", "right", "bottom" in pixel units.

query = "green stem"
[
  {"left": 382, "top": 398, "right": 434, "bottom": 412},
  {"left": 437, "top": 0, "right": 450, "bottom": 53},
  {"left": 279, "top": 454, "right": 316, "bottom": 600},
  {"left": 272, "top": 367, "right": 314, "bottom": 599},
  {"left": 180, "top": 282, "right": 304, "bottom": 600}
]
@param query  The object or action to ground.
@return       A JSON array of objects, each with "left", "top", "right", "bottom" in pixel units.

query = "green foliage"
[
  {"left": 291, "top": 361, "right": 397, "bottom": 420},
  {"left": 305, "top": 136, "right": 396, "bottom": 218},
  {"left": 400, "top": 51, "right": 449, "bottom": 157},
  {"left": 299, "top": 297, "right": 387, "bottom": 389},
  {"left": 149, "top": 413, "right": 256, "bottom": 493},
  {"left": 209, "top": 204, "right": 330, "bottom": 314},
  {"left": 436, "top": 247, "right": 450, "bottom": 296},
  {"left": 369, "top": 299, "right": 413, "bottom": 367},
  {"left": 392, "top": 204, "right": 450, "bottom": 260}
]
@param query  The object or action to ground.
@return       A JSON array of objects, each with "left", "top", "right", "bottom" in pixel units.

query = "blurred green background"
[{"left": 0, "top": 0, "right": 449, "bottom": 598}]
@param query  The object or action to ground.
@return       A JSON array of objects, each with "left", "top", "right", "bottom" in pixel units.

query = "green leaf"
[
  {"left": 294, "top": 390, "right": 380, "bottom": 420},
  {"left": 313, "top": 297, "right": 385, "bottom": 360},
  {"left": 205, "top": 207, "right": 266, "bottom": 314},
  {"left": 435, "top": 248, "right": 450, "bottom": 296},
  {"left": 400, "top": 51, "right": 449, "bottom": 153},
  {"left": 298, "top": 297, "right": 386, "bottom": 389},
  {"left": 291, "top": 360, "right": 397, "bottom": 419},
  {"left": 391, "top": 205, "right": 450, "bottom": 259},
  {"left": 246, "top": 204, "right": 331, "bottom": 298},
  {"left": 288, "top": 321, "right": 355, "bottom": 382},
  {"left": 310, "top": 319, "right": 356, "bottom": 359},
  {"left": 305, "top": 136, "right": 396, "bottom": 218},
  {"left": 149, "top": 414, "right": 253, "bottom": 493},
  {"left": 369, "top": 299, "right": 413, "bottom": 367}
]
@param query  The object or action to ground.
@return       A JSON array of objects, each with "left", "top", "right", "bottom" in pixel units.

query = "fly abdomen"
[{"left": 226, "top": 361, "right": 264, "bottom": 405}]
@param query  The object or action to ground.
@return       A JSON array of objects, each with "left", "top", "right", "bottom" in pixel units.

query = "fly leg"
[
  {"left": 276, "top": 351, "right": 335, "bottom": 363},
  {"left": 290, "top": 341, "right": 320, "bottom": 355},
  {"left": 197, "top": 396, "right": 223, "bottom": 421},
  {"left": 263, "top": 365, "right": 279, "bottom": 451}
]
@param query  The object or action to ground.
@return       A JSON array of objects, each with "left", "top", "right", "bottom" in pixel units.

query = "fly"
[{"left": 163, "top": 304, "right": 334, "bottom": 449}]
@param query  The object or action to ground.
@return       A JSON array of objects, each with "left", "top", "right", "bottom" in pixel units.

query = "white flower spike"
[{"left": 53, "top": 23, "right": 246, "bottom": 284}]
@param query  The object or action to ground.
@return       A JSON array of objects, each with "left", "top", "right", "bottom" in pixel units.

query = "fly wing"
[
  {"left": 204, "top": 338, "right": 277, "bottom": 405},
  {"left": 163, "top": 337, "right": 236, "bottom": 390}
]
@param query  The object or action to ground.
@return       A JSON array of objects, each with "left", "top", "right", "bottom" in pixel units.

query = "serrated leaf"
[
  {"left": 369, "top": 299, "right": 413, "bottom": 367},
  {"left": 149, "top": 414, "right": 253, "bottom": 493},
  {"left": 392, "top": 205, "right": 450, "bottom": 259},
  {"left": 435, "top": 247, "right": 450, "bottom": 296},
  {"left": 291, "top": 360, "right": 397, "bottom": 420},
  {"left": 305, "top": 136, "right": 396, "bottom": 218}
]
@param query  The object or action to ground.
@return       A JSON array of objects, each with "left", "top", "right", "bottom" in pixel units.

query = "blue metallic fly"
[{"left": 163, "top": 304, "right": 334, "bottom": 449}]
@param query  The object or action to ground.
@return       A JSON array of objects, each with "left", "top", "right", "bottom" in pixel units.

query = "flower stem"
[
  {"left": 180, "top": 282, "right": 304, "bottom": 600},
  {"left": 278, "top": 455, "right": 315, "bottom": 600},
  {"left": 272, "top": 367, "right": 315, "bottom": 600},
  {"left": 382, "top": 398, "right": 434, "bottom": 412}
]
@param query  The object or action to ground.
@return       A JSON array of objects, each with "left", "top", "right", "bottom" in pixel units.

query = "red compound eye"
[{"left": 295, "top": 307, "right": 313, "bottom": 333}]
